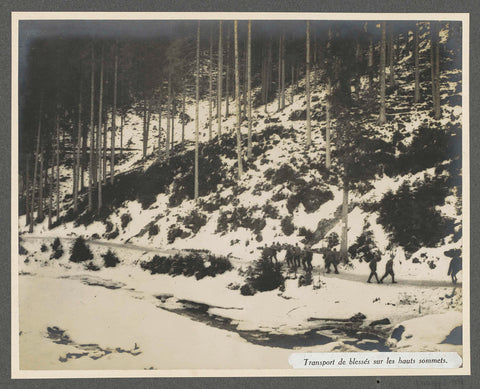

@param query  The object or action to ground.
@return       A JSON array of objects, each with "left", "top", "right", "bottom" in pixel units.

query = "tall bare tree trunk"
[
  {"left": 48, "top": 157, "right": 53, "bottom": 229},
  {"left": 181, "top": 83, "right": 186, "bottom": 146},
  {"left": 367, "top": 24, "right": 374, "bottom": 87},
  {"left": 226, "top": 27, "right": 230, "bottom": 117},
  {"left": 25, "top": 155, "right": 31, "bottom": 226},
  {"left": 306, "top": 21, "right": 312, "bottom": 147},
  {"left": 30, "top": 103, "right": 42, "bottom": 232},
  {"left": 217, "top": 21, "right": 223, "bottom": 137},
  {"left": 97, "top": 46, "right": 104, "bottom": 211},
  {"left": 281, "top": 30, "right": 286, "bottom": 109},
  {"left": 430, "top": 22, "right": 437, "bottom": 117},
  {"left": 74, "top": 86, "right": 82, "bottom": 212},
  {"left": 120, "top": 114, "right": 124, "bottom": 158},
  {"left": 434, "top": 22, "right": 441, "bottom": 120},
  {"left": 55, "top": 111, "right": 60, "bottom": 221},
  {"left": 326, "top": 79, "right": 332, "bottom": 169},
  {"left": 277, "top": 34, "right": 281, "bottom": 112},
  {"left": 340, "top": 179, "right": 349, "bottom": 262},
  {"left": 158, "top": 100, "right": 162, "bottom": 157},
  {"left": 170, "top": 101, "right": 173, "bottom": 150},
  {"left": 88, "top": 43, "right": 95, "bottom": 212},
  {"left": 265, "top": 39, "right": 272, "bottom": 114},
  {"left": 234, "top": 20, "right": 243, "bottom": 180},
  {"left": 379, "top": 22, "right": 387, "bottom": 124},
  {"left": 38, "top": 149, "right": 44, "bottom": 220},
  {"left": 142, "top": 97, "right": 148, "bottom": 159},
  {"left": 208, "top": 27, "right": 213, "bottom": 141},
  {"left": 247, "top": 20, "right": 252, "bottom": 160},
  {"left": 111, "top": 42, "right": 118, "bottom": 184},
  {"left": 414, "top": 22, "right": 421, "bottom": 103},
  {"left": 103, "top": 115, "right": 107, "bottom": 183},
  {"left": 166, "top": 74, "right": 171, "bottom": 158},
  {"left": 81, "top": 117, "right": 87, "bottom": 192},
  {"left": 194, "top": 21, "right": 200, "bottom": 202},
  {"left": 389, "top": 25, "right": 396, "bottom": 87},
  {"left": 291, "top": 64, "right": 295, "bottom": 104}
]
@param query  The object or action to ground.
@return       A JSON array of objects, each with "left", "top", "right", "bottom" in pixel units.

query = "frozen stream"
[{"left": 18, "top": 274, "right": 346, "bottom": 370}]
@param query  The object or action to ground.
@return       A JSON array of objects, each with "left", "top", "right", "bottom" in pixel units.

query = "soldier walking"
[{"left": 367, "top": 252, "right": 381, "bottom": 283}]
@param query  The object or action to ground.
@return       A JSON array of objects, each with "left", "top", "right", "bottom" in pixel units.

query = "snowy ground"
[{"left": 17, "top": 235, "right": 463, "bottom": 370}]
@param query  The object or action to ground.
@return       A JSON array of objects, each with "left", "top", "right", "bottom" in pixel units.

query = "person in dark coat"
[
  {"left": 293, "top": 243, "right": 302, "bottom": 268},
  {"left": 448, "top": 256, "right": 462, "bottom": 285},
  {"left": 302, "top": 245, "right": 313, "bottom": 270},
  {"left": 380, "top": 254, "right": 396, "bottom": 283},
  {"left": 261, "top": 244, "right": 276, "bottom": 263},
  {"left": 324, "top": 248, "right": 339, "bottom": 274},
  {"left": 367, "top": 252, "right": 381, "bottom": 283},
  {"left": 285, "top": 245, "right": 295, "bottom": 268}
]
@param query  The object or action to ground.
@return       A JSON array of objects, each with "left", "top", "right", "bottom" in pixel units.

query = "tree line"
[{"left": 20, "top": 20, "right": 460, "bottom": 259}]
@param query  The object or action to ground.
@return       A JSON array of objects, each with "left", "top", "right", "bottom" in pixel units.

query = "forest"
[{"left": 19, "top": 19, "right": 461, "bottom": 259}]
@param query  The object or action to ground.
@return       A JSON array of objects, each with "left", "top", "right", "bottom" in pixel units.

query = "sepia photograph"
[{"left": 11, "top": 12, "right": 469, "bottom": 377}]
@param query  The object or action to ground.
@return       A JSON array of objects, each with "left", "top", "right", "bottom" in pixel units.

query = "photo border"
[{"left": 9, "top": 9, "right": 472, "bottom": 381}]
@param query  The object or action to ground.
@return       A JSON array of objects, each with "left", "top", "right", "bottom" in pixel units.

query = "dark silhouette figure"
[
  {"left": 293, "top": 243, "right": 302, "bottom": 268},
  {"left": 324, "top": 248, "right": 339, "bottom": 274},
  {"left": 302, "top": 249, "right": 313, "bottom": 270},
  {"left": 261, "top": 244, "right": 278, "bottom": 263},
  {"left": 367, "top": 253, "right": 381, "bottom": 283},
  {"left": 448, "top": 256, "right": 462, "bottom": 285},
  {"left": 285, "top": 245, "right": 295, "bottom": 268},
  {"left": 380, "top": 257, "right": 396, "bottom": 283}
]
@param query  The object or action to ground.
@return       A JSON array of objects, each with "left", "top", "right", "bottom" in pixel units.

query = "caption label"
[{"left": 288, "top": 352, "right": 462, "bottom": 369}]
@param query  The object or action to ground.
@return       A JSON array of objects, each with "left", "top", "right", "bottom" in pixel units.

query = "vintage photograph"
[{"left": 12, "top": 13, "right": 468, "bottom": 376}]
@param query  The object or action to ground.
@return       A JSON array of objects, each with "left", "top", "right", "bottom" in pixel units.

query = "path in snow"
[
  {"left": 21, "top": 235, "right": 459, "bottom": 288},
  {"left": 319, "top": 270, "right": 461, "bottom": 289}
]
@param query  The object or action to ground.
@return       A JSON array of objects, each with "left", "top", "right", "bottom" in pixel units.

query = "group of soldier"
[
  {"left": 260, "top": 242, "right": 397, "bottom": 284},
  {"left": 259, "top": 242, "right": 461, "bottom": 286}
]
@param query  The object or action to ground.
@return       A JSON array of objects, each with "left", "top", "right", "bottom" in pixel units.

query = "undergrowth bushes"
[
  {"left": 243, "top": 257, "right": 284, "bottom": 294},
  {"left": 378, "top": 175, "right": 454, "bottom": 253},
  {"left": 69, "top": 236, "right": 93, "bottom": 263},
  {"left": 141, "top": 253, "right": 232, "bottom": 279}
]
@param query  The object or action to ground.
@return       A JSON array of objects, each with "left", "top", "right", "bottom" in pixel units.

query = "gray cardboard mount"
[{"left": 2, "top": 0, "right": 479, "bottom": 388}]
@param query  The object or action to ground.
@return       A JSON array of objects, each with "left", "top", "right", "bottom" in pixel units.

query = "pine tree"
[
  {"left": 73, "top": 82, "right": 82, "bottom": 212},
  {"left": 378, "top": 22, "right": 387, "bottom": 124},
  {"left": 281, "top": 30, "right": 286, "bottom": 110},
  {"left": 158, "top": 86, "right": 163, "bottom": 158},
  {"left": 226, "top": 26, "right": 230, "bottom": 117},
  {"left": 166, "top": 73, "right": 171, "bottom": 158},
  {"left": 88, "top": 43, "right": 95, "bottom": 212},
  {"left": 30, "top": 101, "right": 42, "bottom": 232},
  {"left": 277, "top": 34, "right": 281, "bottom": 112},
  {"left": 111, "top": 42, "right": 118, "bottom": 184},
  {"left": 414, "top": 22, "right": 421, "bottom": 103},
  {"left": 306, "top": 21, "right": 312, "bottom": 147},
  {"left": 55, "top": 110, "right": 60, "bottom": 221},
  {"left": 208, "top": 27, "right": 213, "bottom": 141},
  {"left": 247, "top": 20, "right": 252, "bottom": 160},
  {"left": 48, "top": 156, "right": 53, "bottom": 229},
  {"left": 326, "top": 79, "right": 332, "bottom": 169},
  {"left": 97, "top": 45, "right": 104, "bottom": 211},
  {"left": 234, "top": 20, "right": 243, "bottom": 179},
  {"left": 194, "top": 21, "right": 200, "bottom": 202},
  {"left": 38, "top": 148, "right": 44, "bottom": 221},
  {"left": 181, "top": 82, "right": 186, "bottom": 147},
  {"left": 217, "top": 21, "right": 223, "bottom": 137},
  {"left": 388, "top": 24, "right": 396, "bottom": 87},
  {"left": 434, "top": 22, "right": 441, "bottom": 120}
]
